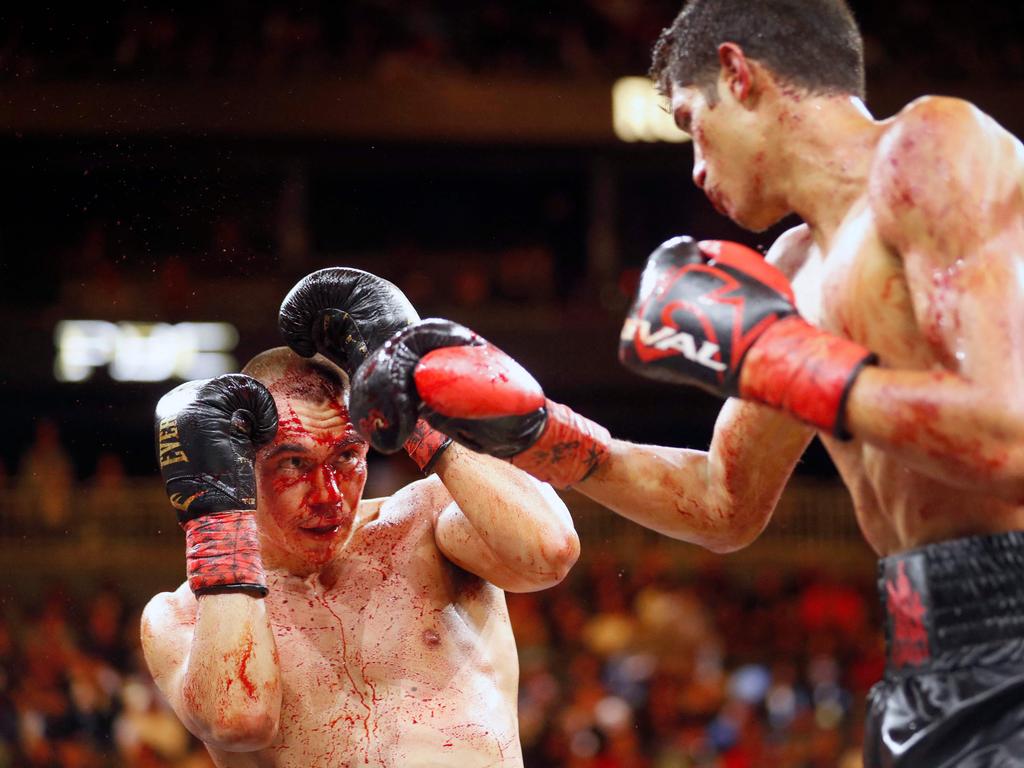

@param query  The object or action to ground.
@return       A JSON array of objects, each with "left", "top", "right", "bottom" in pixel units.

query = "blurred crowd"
[
  {"left": 2, "top": 1, "right": 673, "bottom": 83},
  {"left": 511, "top": 551, "right": 881, "bottom": 767},
  {"left": 0, "top": 550, "right": 881, "bottom": 768},
  {"left": 2, "top": 419, "right": 127, "bottom": 537},
  {"left": 3, "top": 1, "right": 1023, "bottom": 84},
  {"left": 0, "top": 581, "right": 213, "bottom": 768}
]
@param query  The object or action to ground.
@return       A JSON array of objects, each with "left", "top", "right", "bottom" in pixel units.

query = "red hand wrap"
[
  {"left": 511, "top": 399, "right": 611, "bottom": 489},
  {"left": 739, "top": 316, "right": 875, "bottom": 439},
  {"left": 404, "top": 419, "right": 452, "bottom": 473},
  {"left": 182, "top": 511, "right": 268, "bottom": 596}
]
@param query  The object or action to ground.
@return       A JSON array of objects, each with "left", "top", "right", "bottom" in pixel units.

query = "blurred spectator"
[
  {"left": 83, "top": 453, "right": 128, "bottom": 541},
  {"left": 113, "top": 676, "right": 193, "bottom": 766},
  {"left": 17, "top": 419, "right": 75, "bottom": 533}
]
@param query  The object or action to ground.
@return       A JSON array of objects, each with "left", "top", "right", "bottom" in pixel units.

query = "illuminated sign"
[
  {"left": 55, "top": 321, "right": 239, "bottom": 382},
  {"left": 612, "top": 77, "right": 689, "bottom": 143}
]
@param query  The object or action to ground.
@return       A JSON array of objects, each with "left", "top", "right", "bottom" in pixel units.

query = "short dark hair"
[{"left": 650, "top": 0, "right": 865, "bottom": 100}]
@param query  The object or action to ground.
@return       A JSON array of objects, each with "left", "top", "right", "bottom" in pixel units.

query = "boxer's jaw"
[{"left": 255, "top": 394, "right": 368, "bottom": 576}]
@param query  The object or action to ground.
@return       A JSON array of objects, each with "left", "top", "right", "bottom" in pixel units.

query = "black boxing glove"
[
  {"left": 278, "top": 268, "right": 419, "bottom": 377},
  {"left": 619, "top": 237, "right": 876, "bottom": 438},
  {"left": 351, "top": 319, "right": 610, "bottom": 489},
  {"left": 278, "top": 267, "right": 450, "bottom": 471},
  {"left": 155, "top": 374, "right": 278, "bottom": 596}
]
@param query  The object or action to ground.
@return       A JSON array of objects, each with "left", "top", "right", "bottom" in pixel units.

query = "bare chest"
[
  {"left": 792, "top": 202, "right": 939, "bottom": 369},
  {"left": 789, "top": 205, "right": 963, "bottom": 550},
  {"left": 249, "top": 518, "right": 519, "bottom": 766}
]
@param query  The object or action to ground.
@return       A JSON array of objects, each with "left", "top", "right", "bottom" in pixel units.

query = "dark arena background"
[{"left": 2, "top": 2, "right": 1022, "bottom": 766}]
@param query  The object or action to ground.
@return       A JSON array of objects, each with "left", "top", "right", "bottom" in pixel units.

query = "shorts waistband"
[{"left": 878, "top": 530, "right": 1024, "bottom": 674}]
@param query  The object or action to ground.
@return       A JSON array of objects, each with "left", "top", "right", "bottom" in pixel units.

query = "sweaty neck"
[{"left": 768, "top": 93, "right": 884, "bottom": 249}]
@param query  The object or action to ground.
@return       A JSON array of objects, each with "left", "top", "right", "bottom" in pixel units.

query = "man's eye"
[
  {"left": 334, "top": 452, "right": 359, "bottom": 468},
  {"left": 282, "top": 456, "right": 309, "bottom": 471}
]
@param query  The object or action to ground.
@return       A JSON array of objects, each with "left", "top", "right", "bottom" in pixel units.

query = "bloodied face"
[
  {"left": 670, "top": 81, "right": 789, "bottom": 233},
  {"left": 254, "top": 380, "right": 369, "bottom": 572}
]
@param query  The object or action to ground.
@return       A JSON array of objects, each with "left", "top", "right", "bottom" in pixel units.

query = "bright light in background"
[
  {"left": 55, "top": 321, "right": 239, "bottom": 382},
  {"left": 612, "top": 77, "right": 689, "bottom": 143}
]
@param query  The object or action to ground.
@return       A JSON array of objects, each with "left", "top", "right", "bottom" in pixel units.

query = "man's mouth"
[{"left": 299, "top": 521, "right": 347, "bottom": 538}]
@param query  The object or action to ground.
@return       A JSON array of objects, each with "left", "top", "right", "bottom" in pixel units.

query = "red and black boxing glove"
[
  {"left": 278, "top": 267, "right": 451, "bottom": 472},
  {"left": 155, "top": 374, "right": 278, "bottom": 596},
  {"left": 619, "top": 237, "right": 876, "bottom": 439},
  {"left": 350, "top": 319, "right": 611, "bottom": 488}
]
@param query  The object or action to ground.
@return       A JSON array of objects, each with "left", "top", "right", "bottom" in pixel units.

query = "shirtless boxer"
[
  {"left": 343, "top": 2, "right": 1024, "bottom": 765},
  {"left": 140, "top": 274, "right": 579, "bottom": 767}
]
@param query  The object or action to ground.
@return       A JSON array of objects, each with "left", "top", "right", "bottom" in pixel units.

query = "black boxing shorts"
[{"left": 864, "top": 530, "right": 1024, "bottom": 768}]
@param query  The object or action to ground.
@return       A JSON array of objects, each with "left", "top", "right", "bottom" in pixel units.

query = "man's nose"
[{"left": 308, "top": 465, "right": 343, "bottom": 505}]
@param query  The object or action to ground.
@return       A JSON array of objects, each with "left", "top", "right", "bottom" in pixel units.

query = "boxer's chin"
[{"left": 732, "top": 199, "right": 788, "bottom": 234}]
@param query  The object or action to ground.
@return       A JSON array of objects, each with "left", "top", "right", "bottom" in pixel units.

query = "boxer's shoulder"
[
  {"left": 142, "top": 581, "right": 197, "bottom": 629},
  {"left": 140, "top": 582, "right": 195, "bottom": 679},
  {"left": 360, "top": 476, "right": 452, "bottom": 530},
  {"left": 870, "top": 96, "right": 1019, "bottom": 251}
]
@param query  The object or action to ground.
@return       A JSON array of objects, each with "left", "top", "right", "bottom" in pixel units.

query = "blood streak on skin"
[
  {"left": 315, "top": 593, "right": 375, "bottom": 743},
  {"left": 237, "top": 634, "right": 258, "bottom": 699}
]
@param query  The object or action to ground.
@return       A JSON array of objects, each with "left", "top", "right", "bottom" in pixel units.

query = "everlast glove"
[{"left": 155, "top": 374, "right": 278, "bottom": 596}]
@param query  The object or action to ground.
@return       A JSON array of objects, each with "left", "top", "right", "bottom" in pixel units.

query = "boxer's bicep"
[
  {"left": 848, "top": 102, "right": 1024, "bottom": 489},
  {"left": 434, "top": 501, "right": 542, "bottom": 592}
]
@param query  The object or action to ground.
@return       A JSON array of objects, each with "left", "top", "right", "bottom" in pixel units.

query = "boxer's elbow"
[
  {"left": 504, "top": 529, "right": 580, "bottom": 592},
  {"left": 701, "top": 500, "right": 773, "bottom": 554},
  {"left": 703, "top": 522, "right": 766, "bottom": 554},
  {"left": 542, "top": 527, "right": 581, "bottom": 584},
  {"left": 191, "top": 708, "right": 280, "bottom": 752},
  {"left": 181, "top": 680, "right": 281, "bottom": 751}
]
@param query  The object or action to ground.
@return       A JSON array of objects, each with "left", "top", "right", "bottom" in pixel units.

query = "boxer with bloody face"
[{"left": 142, "top": 349, "right": 578, "bottom": 767}]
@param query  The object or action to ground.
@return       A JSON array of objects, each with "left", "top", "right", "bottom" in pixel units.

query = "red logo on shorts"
[{"left": 886, "top": 560, "right": 930, "bottom": 668}]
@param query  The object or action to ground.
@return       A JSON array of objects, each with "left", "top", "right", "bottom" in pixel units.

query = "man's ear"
[{"left": 718, "top": 42, "right": 753, "bottom": 103}]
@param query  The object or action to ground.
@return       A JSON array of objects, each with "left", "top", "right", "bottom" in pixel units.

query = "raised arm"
[
  {"left": 858, "top": 98, "right": 1024, "bottom": 499},
  {"left": 142, "top": 588, "right": 280, "bottom": 750},
  {"left": 349, "top": 316, "right": 812, "bottom": 555},
  {"left": 581, "top": 226, "right": 817, "bottom": 550},
  {"left": 142, "top": 375, "right": 283, "bottom": 750},
  {"left": 429, "top": 443, "right": 579, "bottom": 592}
]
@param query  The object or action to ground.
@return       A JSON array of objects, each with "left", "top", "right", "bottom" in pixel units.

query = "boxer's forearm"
[
  {"left": 578, "top": 401, "right": 811, "bottom": 553},
  {"left": 846, "top": 367, "right": 1024, "bottom": 500},
  {"left": 180, "top": 593, "right": 281, "bottom": 750},
  {"left": 433, "top": 444, "right": 579, "bottom": 591}
]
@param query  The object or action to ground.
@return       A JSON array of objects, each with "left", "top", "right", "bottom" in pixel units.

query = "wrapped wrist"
[
  {"left": 403, "top": 419, "right": 453, "bottom": 474},
  {"left": 739, "top": 316, "right": 876, "bottom": 439},
  {"left": 511, "top": 400, "right": 611, "bottom": 489},
  {"left": 182, "top": 511, "right": 268, "bottom": 597}
]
